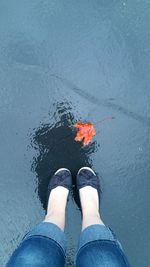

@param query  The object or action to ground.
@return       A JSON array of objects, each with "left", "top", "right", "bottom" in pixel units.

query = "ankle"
[
  {"left": 46, "top": 206, "right": 65, "bottom": 217},
  {"left": 44, "top": 186, "right": 69, "bottom": 231},
  {"left": 82, "top": 214, "right": 104, "bottom": 230},
  {"left": 79, "top": 186, "right": 104, "bottom": 229},
  {"left": 79, "top": 186, "right": 99, "bottom": 212},
  {"left": 82, "top": 208, "right": 100, "bottom": 218}
]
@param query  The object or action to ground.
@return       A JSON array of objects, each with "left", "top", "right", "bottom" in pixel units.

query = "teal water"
[{"left": 0, "top": 1, "right": 150, "bottom": 266}]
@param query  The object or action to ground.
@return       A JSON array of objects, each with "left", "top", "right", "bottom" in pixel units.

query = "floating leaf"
[{"left": 74, "top": 122, "right": 96, "bottom": 146}]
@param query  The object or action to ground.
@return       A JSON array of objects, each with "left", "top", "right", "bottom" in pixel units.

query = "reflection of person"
[{"left": 6, "top": 167, "right": 131, "bottom": 267}]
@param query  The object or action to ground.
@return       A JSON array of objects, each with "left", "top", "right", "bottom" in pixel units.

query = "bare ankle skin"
[
  {"left": 79, "top": 186, "right": 104, "bottom": 230},
  {"left": 44, "top": 186, "right": 69, "bottom": 231}
]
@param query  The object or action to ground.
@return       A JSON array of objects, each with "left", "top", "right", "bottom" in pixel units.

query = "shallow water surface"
[{"left": 0, "top": 1, "right": 150, "bottom": 266}]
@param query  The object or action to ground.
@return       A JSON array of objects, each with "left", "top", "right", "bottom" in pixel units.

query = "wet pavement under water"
[{"left": 0, "top": 1, "right": 150, "bottom": 266}]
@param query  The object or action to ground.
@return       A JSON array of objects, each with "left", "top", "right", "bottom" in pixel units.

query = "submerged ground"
[{"left": 0, "top": 1, "right": 150, "bottom": 266}]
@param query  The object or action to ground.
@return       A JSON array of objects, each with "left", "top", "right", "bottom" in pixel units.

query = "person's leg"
[
  {"left": 6, "top": 168, "right": 72, "bottom": 267},
  {"left": 75, "top": 167, "right": 131, "bottom": 267},
  {"left": 44, "top": 186, "right": 69, "bottom": 230},
  {"left": 79, "top": 185, "right": 104, "bottom": 230}
]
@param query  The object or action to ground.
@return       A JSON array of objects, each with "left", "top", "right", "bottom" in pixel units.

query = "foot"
[
  {"left": 48, "top": 168, "right": 72, "bottom": 193},
  {"left": 77, "top": 167, "right": 104, "bottom": 230},
  {"left": 44, "top": 168, "right": 72, "bottom": 231}
]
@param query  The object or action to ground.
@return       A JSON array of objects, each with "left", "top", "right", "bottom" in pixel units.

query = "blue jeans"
[{"left": 6, "top": 222, "right": 131, "bottom": 267}]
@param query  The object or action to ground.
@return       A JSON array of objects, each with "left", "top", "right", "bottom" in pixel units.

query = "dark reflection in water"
[{"left": 31, "top": 102, "right": 98, "bottom": 209}]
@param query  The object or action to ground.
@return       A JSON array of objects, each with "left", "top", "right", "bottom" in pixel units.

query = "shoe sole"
[{"left": 77, "top": 167, "right": 96, "bottom": 176}]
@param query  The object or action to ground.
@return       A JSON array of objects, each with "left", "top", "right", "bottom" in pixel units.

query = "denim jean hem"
[
  {"left": 77, "top": 224, "right": 116, "bottom": 253},
  {"left": 76, "top": 240, "right": 131, "bottom": 267},
  {"left": 24, "top": 222, "right": 67, "bottom": 254}
]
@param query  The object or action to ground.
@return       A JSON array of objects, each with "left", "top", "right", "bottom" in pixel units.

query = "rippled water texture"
[
  {"left": 0, "top": 1, "right": 150, "bottom": 266},
  {"left": 31, "top": 102, "right": 97, "bottom": 209}
]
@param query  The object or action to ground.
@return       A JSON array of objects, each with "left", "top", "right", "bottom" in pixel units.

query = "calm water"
[{"left": 0, "top": 1, "right": 150, "bottom": 266}]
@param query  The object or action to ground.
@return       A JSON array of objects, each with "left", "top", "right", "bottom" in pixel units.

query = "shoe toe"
[
  {"left": 77, "top": 167, "right": 100, "bottom": 190},
  {"left": 48, "top": 168, "right": 72, "bottom": 192}
]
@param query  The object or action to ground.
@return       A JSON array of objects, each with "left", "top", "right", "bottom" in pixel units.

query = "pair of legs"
[
  {"left": 45, "top": 183, "right": 103, "bottom": 232},
  {"left": 6, "top": 168, "right": 131, "bottom": 267}
]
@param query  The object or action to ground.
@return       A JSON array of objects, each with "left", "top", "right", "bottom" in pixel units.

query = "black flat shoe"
[
  {"left": 74, "top": 167, "right": 101, "bottom": 210},
  {"left": 48, "top": 168, "right": 72, "bottom": 194},
  {"left": 77, "top": 167, "right": 100, "bottom": 191}
]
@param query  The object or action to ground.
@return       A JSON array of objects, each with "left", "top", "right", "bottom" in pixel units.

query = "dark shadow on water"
[{"left": 31, "top": 102, "right": 98, "bottom": 210}]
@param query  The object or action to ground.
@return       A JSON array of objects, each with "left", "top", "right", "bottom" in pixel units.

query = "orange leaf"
[{"left": 74, "top": 122, "right": 96, "bottom": 146}]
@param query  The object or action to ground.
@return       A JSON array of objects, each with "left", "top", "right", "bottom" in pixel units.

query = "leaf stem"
[{"left": 94, "top": 116, "right": 115, "bottom": 125}]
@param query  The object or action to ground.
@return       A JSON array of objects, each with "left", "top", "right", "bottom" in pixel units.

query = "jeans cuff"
[
  {"left": 77, "top": 224, "right": 116, "bottom": 252},
  {"left": 24, "top": 222, "right": 67, "bottom": 254}
]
